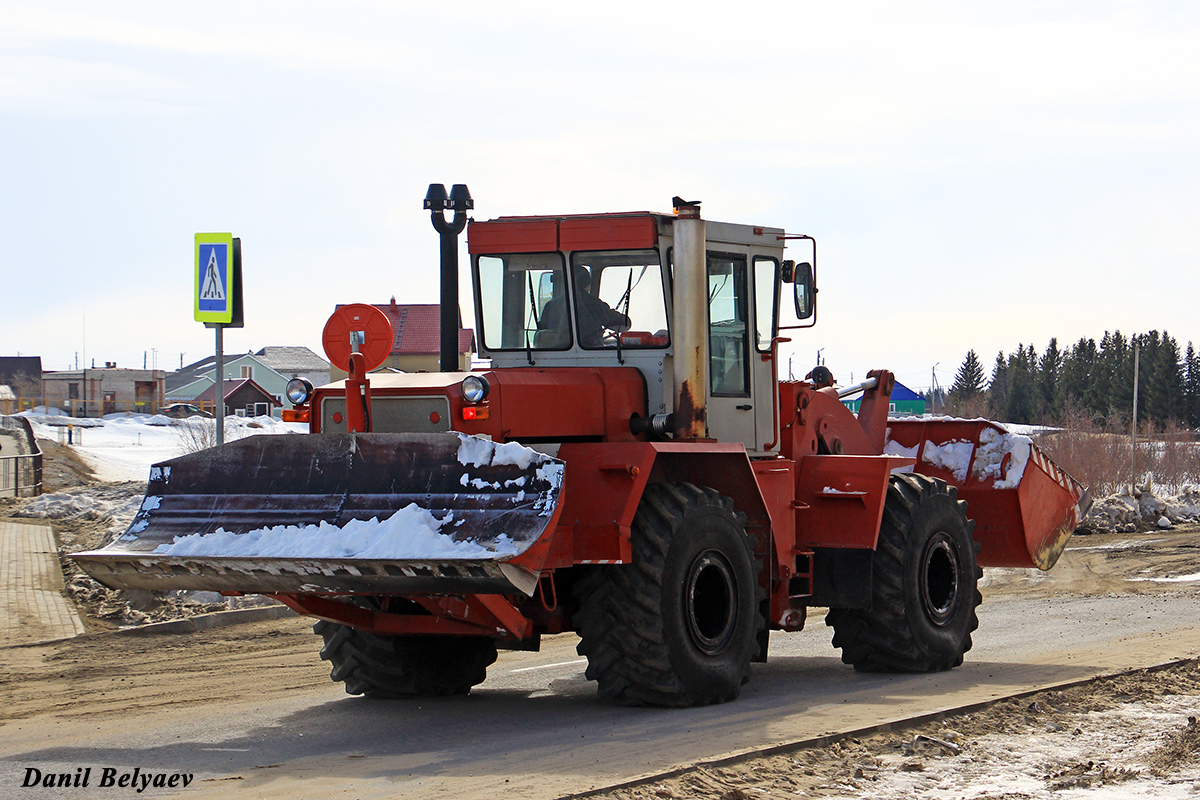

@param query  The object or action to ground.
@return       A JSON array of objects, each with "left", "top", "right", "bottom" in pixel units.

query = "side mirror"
[
  {"left": 794, "top": 261, "right": 815, "bottom": 320},
  {"left": 536, "top": 271, "right": 555, "bottom": 313},
  {"left": 781, "top": 259, "right": 795, "bottom": 283}
]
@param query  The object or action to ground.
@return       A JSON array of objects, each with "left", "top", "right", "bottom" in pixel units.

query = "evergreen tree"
[
  {"left": 1092, "top": 331, "right": 1124, "bottom": 420},
  {"left": 1058, "top": 337, "right": 1095, "bottom": 419},
  {"left": 1038, "top": 337, "right": 1062, "bottom": 422},
  {"left": 1145, "top": 331, "right": 1182, "bottom": 427},
  {"left": 988, "top": 351, "right": 1009, "bottom": 418},
  {"left": 950, "top": 350, "right": 986, "bottom": 400},
  {"left": 1004, "top": 345, "right": 1037, "bottom": 424},
  {"left": 975, "top": 331, "right": 1196, "bottom": 428},
  {"left": 1185, "top": 343, "right": 1200, "bottom": 429},
  {"left": 1108, "top": 331, "right": 1133, "bottom": 423}
]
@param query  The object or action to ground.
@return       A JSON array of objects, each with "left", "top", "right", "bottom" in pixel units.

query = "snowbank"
[
  {"left": 1084, "top": 485, "right": 1200, "bottom": 533},
  {"left": 18, "top": 413, "right": 306, "bottom": 482},
  {"left": 14, "top": 485, "right": 144, "bottom": 544}
]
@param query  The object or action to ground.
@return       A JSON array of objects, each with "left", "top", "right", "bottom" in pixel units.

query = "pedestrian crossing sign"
[{"left": 194, "top": 233, "right": 235, "bottom": 323}]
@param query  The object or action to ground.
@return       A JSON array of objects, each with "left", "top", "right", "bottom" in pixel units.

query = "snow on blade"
[
  {"left": 883, "top": 440, "right": 918, "bottom": 458},
  {"left": 493, "top": 441, "right": 539, "bottom": 469},
  {"left": 972, "top": 427, "right": 1032, "bottom": 489},
  {"left": 456, "top": 434, "right": 496, "bottom": 467},
  {"left": 922, "top": 439, "right": 974, "bottom": 482},
  {"left": 453, "top": 432, "right": 564, "bottom": 514},
  {"left": 454, "top": 432, "right": 541, "bottom": 470},
  {"left": 152, "top": 504, "right": 518, "bottom": 560}
]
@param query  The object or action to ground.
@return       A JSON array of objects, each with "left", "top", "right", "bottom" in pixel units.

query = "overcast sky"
[{"left": 2, "top": 2, "right": 1197, "bottom": 393}]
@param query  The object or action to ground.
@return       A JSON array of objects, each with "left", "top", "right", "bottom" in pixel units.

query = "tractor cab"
[{"left": 468, "top": 211, "right": 814, "bottom": 456}]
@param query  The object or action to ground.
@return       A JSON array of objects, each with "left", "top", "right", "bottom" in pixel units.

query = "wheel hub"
[
  {"left": 921, "top": 533, "right": 960, "bottom": 625},
  {"left": 684, "top": 550, "right": 738, "bottom": 655}
]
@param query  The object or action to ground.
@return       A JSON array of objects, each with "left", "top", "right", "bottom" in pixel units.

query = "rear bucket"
[
  {"left": 886, "top": 419, "right": 1089, "bottom": 570},
  {"left": 71, "top": 432, "right": 564, "bottom": 596}
]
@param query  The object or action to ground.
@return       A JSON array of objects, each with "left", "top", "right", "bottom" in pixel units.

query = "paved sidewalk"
[{"left": 0, "top": 519, "right": 86, "bottom": 646}]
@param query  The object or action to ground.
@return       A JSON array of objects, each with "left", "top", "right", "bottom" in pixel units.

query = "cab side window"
[{"left": 708, "top": 254, "right": 749, "bottom": 396}]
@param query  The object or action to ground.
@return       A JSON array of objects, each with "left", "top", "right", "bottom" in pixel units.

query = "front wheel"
[
  {"left": 572, "top": 482, "right": 762, "bottom": 707},
  {"left": 826, "top": 473, "right": 982, "bottom": 672},
  {"left": 315, "top": 621, "right": 497, "bottom": 698}
]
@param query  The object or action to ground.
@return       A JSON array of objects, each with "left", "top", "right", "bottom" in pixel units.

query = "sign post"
[{"left": 194, "top": 233, "right": 244, "bottom": 446}]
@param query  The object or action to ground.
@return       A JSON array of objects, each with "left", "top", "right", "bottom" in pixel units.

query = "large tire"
[
  {"left": 315, "top": 621, "right": 497, "bottom": 698},
  {"left": 572, "top": 482, "right": 762, "bottom": 707},
  {"left": 826, "top": 473, "right": 982, "bottom": 672}
]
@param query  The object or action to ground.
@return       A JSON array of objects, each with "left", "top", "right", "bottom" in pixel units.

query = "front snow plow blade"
[
  {"left": 72, "top": 432, "right": 564, "bottom": 596},
  {"left": 886, "top": 419, "right": 1090, "bottom": 570}
]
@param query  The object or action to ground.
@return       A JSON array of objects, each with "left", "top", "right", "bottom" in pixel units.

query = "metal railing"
[
  {"left": 0, "top": 416, "right": 43, "bottom": 498},
  {"left": 0, "top": 397, "right": 188, "bottom": 418}
]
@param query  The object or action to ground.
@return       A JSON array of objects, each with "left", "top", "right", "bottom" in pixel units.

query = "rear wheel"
[
  {"left": 315, "top": 621, "right": 497, "bottom": 698},
  {"left": 572, "top": 482, "right": 762, "bottom": 707},
  {"left": 826, "top": 473, "right": 982, "bottom": 672}
]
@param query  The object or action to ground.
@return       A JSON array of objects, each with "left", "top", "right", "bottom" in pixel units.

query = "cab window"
[
  {"left": 708, "top": 254, "right": 749, "bottom": 395},
  {"left": 477, "top": 253, "right": 569, "bottom": 350},
  {"left": 571, "top": 250, "right": 669, "bottom": 350},
  {"left": 754, "top": 255, "right": 779, "bottom": 353}
]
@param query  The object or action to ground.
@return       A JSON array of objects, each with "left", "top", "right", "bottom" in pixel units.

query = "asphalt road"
[{"left": 3, "top": 534, "right": 1200, "bottom": 799}]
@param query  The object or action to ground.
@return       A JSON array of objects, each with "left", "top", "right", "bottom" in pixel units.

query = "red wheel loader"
[{"left": 74, "top": 197, "right": 1089, "bottom": 707}]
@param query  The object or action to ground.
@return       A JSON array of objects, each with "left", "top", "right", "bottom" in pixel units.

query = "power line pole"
[{"left": 1131, "top": 342, "right": 1140, "bottom": 490}]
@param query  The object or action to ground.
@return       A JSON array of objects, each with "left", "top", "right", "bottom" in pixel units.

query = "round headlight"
[
  {"left": 286, "top": 377, "right": 314, "bottom": 405},
  {"left": 461, "top": 375, "right": 490, "bottom": 403}
]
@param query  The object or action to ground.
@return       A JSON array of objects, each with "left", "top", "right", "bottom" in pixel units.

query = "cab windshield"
[
  {"left": 476, "top": 250, "right": 669, "bottom": 351},
  {"left": 476, "top": 253, "right": 569, "bottom": 350}
]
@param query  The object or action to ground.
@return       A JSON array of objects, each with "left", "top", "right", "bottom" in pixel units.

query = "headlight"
[
  {"left": 461, "top": 375, "right": 490, "bottom": 403},
  {"left": 286, "top": 377, "right": 314, "bottom": 405}
]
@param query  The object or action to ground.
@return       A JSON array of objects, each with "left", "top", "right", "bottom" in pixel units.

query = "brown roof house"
[
  {"left": 330, "top": 299, "right": 475, "bottom": 379},
  {"left": 0, "top": 356, "right": 43, "bottom": 413},
  {"left": 195, "top": 378, "right": 282, "bottom": 418}
]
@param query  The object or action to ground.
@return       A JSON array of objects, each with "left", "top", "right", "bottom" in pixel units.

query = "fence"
[
  {"left": 0, "top": 416, "right": 43, "bottom": 498},
  {"left": 0, "top": 397, "right": 217, "bottom": 418}
]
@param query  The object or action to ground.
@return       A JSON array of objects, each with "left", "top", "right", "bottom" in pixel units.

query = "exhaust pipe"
[
  {"left": 672, "top": 198, "right": 707, "bottom": 439},
  {"left": 426, "top": 183, "right": 473, "bottom": 373}
]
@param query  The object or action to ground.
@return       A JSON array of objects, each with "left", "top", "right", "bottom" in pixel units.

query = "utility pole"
[
  {"left": 931, "top": 363, "right": 941, "bottom": 414},
  {"left": 1131, "top": 343, "right": 1140, "bottom": 490}
]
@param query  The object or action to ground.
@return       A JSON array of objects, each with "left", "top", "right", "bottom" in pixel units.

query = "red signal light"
[{"left": 462, "top": 406, "right": 490, "bottom": 421}]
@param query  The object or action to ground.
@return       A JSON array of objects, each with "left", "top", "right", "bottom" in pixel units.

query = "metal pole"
[
  {"left": 215, "top": 324, "right": 225, "bottom": 446},
  {"left": 1131, "top": 342, "right": 1139, "bottom": 490}
]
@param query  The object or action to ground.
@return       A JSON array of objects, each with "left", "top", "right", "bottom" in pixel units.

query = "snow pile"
[
  {"left": 18, "top": 409, "right": 105, "bottom": 428},
  {"left": 1167, "top": 485, "right": 1200, "bottom": 517},
  {"left": 151, "top": 504, "right": 517, "bottom": 560},
  {"left": 18, "top": 412, "right": 306, "bottom": 482},
  {"left": 1084, "top": 485, "right": 1200, "bottom": 533},
  {"left": 17, "top": 492, "right": 109, "bottom": 520},
  {"left": 14, "top": 485, "right": 144, "bottom": 545},
  {"left": 971, "top": 427, "right": 1032, "bottom": 489},
  {"left": 921, "top": 439, "right": 974, "bottom": 482}
]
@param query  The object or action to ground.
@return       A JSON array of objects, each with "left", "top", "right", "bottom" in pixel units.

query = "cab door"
[{"left": 705, "top": 252, "right": 757, "bottom": 448}]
